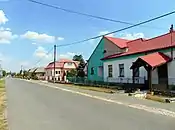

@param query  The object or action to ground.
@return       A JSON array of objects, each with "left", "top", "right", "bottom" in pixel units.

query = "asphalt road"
[{"left": 6, "top": 78, "right": 175, "bottom": 130}]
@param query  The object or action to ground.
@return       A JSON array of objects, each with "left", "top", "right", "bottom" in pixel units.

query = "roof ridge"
[
  {"left": 104, "top": 36, "right": 129, "bottom": 41},
  {"left": 143, "top": 31, "right": 172, "bottom": 42}
]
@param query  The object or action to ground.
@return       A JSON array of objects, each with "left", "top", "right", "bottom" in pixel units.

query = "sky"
[{"left": 1, "top": 0, "right": 175, "bottom": 72}]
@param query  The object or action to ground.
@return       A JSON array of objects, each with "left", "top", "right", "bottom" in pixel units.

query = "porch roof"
[{"left": 130, "top": 52, "right": 171, "bottom": 69}]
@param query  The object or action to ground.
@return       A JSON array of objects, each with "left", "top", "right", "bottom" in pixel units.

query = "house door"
[{"left": 158, "top": 64, "right": 168, "bottom": 89}]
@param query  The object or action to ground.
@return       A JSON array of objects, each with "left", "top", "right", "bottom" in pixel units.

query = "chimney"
[{"left": 170, "top": 24, "right": 174, "bottom": 33}]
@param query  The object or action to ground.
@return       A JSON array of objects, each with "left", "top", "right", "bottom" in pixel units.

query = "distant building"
[
  {"left": 45, "top": 59, "right": 79, "bottom": 82},
  {"left": 28, "top": 67, "right": 45, "bottom": 80}
]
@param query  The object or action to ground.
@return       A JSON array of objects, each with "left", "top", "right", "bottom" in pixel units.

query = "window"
[
  {"left": 58, "top": 71, "right": 60, "bottom": 74},
  {"left": 91, "top": 67, "right": 94, "bottom": 75},
  {"left": 108, "top": 65, "right": 113, "bottom": 77},
  {"left": 56, "top": 71, "right": 58, "bottom": 74},
  {"left": 67, "top": 62, "right": 72, "bottom": 65},
  {"left": 119, "top": 64, "right": 124, "bottom": 77},
  {"left": 133, "top": 68, "right": 139, "bottom": 77}
]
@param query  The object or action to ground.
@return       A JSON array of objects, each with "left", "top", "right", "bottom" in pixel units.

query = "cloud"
[
  {"left": 33, "top": 46, "right": 52, "bottom": 59},
  {"left": 58, "top": 52, "right": 78, "bottom": 59},
  {"left": 21, "top": 31, "right": 57, "bottom": 43},
  {"left": 0, "top": 27, "right": 18, "bottom": 44},
  {"left": 57, "top": 37, "right": 64, "bottom": 41},
  {"left": 120, "top": 33, "right": 145, "bottom": 40},
  {"left": 32, "top": 42, "right": 36, "bottom": 45},
  {"left": 99, "top": 31, "right": 114, "bottom": 37},
  {"left": 89, "top": 31, "right": 114, "bottom": 45},
  {"left": 0, "top": 10, "right": 8, "bottom": 25}
]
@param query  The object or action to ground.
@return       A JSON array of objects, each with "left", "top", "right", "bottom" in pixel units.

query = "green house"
[{"left": 87, "top": 36, "right": 129, "bottom": 81}]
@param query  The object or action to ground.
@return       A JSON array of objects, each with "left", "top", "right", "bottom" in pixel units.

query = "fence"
[{"left": 67, "top": 77, "right": 147, "bottom": 90}]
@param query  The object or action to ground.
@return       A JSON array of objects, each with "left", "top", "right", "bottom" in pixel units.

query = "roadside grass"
[
  {"left": 65, "top": 84, "right": 116, "bottom": 94},
  {"left": 146, "top": 94, "right": 166, "bottom": 103},
  {"left": 0, "top": 80, "right": 8, "bottom": 130}
]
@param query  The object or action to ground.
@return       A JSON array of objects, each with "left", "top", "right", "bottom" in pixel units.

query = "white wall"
[
  {"left": 104, "top": 56, "right": 147, "bottom": 84},
  {"left": 103, "top": 49, "right": 175, "bottom": 85},
  {"left": 64, "top": 62, "right": 77, "bottom": 69},
  {"left": 165, "top": 50, "right": 175, "bottom": 85},
  {"left": 45, "top": 68, "right": 62, "bottom": 81}
]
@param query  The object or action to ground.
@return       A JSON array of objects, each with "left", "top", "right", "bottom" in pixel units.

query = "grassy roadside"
[
  {"left": 146, "top": 94, "right": 166, "bottom": 103},
  {"left": 0, "top": 79, "right": 8, "bottom": 130},
  {"left": 64, "top": 84, "right": 116, "bottom": 94}
]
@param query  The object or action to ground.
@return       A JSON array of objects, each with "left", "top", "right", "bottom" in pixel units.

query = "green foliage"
[
  {"left": 67, "top": 69, "right": 77, "bottom": 77},
  {"left": 72, "top": 54, "right": 86, "bottom": 77},
  {"left": 2, "top": 70, "right": 6, "bottom": 77},
  {"left": 31, "top": 73, "right": 38, "bottom": 80}
]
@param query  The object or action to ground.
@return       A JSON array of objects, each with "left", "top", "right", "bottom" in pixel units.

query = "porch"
[{"left": 130, "top": 52, "right": 172, "bottom": 91}]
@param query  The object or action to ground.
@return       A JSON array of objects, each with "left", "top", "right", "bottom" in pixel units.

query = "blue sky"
[{"left": 1, "top": 0, "right": 175, "bottom": 72}]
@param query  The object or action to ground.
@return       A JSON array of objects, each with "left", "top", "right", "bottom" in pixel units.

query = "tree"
[
  {"left": 72, "top": 55, "right": 86, "bottom": 77},
  {"left": 66, "top": 69, "right": 77, "bottom": 77},
  {"left": 2, "top": 70, "right": 6, "bottom": 77}
]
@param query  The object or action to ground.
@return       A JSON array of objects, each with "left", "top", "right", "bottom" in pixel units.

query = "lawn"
[{"left": 0, "top": 79, "right": 8, "bottom": 130}]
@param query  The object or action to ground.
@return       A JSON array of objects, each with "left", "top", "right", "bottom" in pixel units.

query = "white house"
[
  {"left": 101, "top": 29, "right": 175, "bottom": 90},
  {"left": 45, "top": 59, "right": 79, "bottom": 82}
]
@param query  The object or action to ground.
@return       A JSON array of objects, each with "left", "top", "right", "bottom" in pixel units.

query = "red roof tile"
[
  {"left": 104, "top": 36, "right": 129, "bottom": 48},
  {"left": 102, "top": 31, "right": 175, "bottom": 60},
  {"left": 139, "top": 52, "right": 171, "bottom": 68},
  {"left": 45, "top": 59, "right": 78, "bottom": 69}
]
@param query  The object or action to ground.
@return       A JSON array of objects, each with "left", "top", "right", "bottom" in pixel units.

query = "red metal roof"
[
  {"left": 45, "top": 59, "right": 78, "bottom": 69},
  {"left": 102, "top": 31, "right": 175, "bottom": 60},
  {"left": 104, "top": 36, "right": 129, "bottom": 48},
  {"left": 139, "top": 52, "right": 171, "bottom": 68}
]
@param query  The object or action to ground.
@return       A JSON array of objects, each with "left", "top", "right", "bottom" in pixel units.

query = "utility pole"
[
  {"left": 170, "top": 24, "right": 174, "bottom": 60},
  {"left": 53, "top": 44, "right": 56, "bottom": 83}
]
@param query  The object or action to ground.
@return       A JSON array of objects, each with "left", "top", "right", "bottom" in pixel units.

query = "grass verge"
[
  {"left": 65, "top": 84, "right": 116, "bottom": 94},
  {"left": 146, "top": 94, "right": 166, "bottom": 103},
  {"left": 0, "top": 79, "right": 8, "bottom": 130}
]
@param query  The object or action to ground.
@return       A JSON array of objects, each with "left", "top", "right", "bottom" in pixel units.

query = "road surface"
[{"left": 6, "top": 78, "right": 175, "bottom": 130}]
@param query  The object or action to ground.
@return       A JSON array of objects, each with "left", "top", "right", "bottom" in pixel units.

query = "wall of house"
[
  {"left": 64, "top": 62, "right": 77, "bottom": 69},
  {"left": 103, "top": 54, "right": 147, "bottom": 84},
  {"left": 87, "top": 39, "right": 104, "bottom": 81},
  {"left": 45, "top": 68, "right": 62, "bottom": 81},
  {"left": 103, "top": 38, "right": 124, "bottom": 57},
  {"left": 103, "top": 48, "right": 175, "bottom": 85}
]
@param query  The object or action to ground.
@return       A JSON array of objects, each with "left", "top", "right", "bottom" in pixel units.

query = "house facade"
[
  {"left": 35, "top": 67, "right": 45, "bottom": 80},
  {"left": 87, "top": 36, "right": 129, "bottom": 81},
  {"left": 28, "top": 67, "right": 45, "bottom": 80},
  {"left": 45, "top": 59, "right": 79, "bottom": 82},
  {"left": 102, "top": 30, "right": 175, "bottom": 90}
]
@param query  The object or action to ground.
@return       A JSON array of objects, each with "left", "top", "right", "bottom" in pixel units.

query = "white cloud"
[
  {"left": 99, "top": 31, "right": 114, "bottom": 37},
  {"left": 120, "top": 33, "right": 145, "bottom": 40},
  {"left": 59, "top": 52, "right": 77, "bottom": 59},
  {"left": 32, "top": 42, "right": 36, "bottom": 45},
  {"left": 89, "top": 31, "right": 114, "bottom": 45},
  {"left": 33, "top": 46, "right": 52, "bottom": 59},
  {"left": 0, "top": 10, "right": 8, "bottom": 25},
  {"left": 0, "top": 27, "right": 18, "bottom": 44},
  {"left": 57, "top": 37, "right": 64, "bottom": 41},
  {"left": 21, "top": 31, "right": 57, "bottom": 43}
]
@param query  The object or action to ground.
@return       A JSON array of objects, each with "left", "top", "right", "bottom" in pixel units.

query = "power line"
[
  {"left": 27, "top": 0, "right": 165, "bottom": 30},
  {"left": 56, "top": 9, "right": 175, "bottom": 48},
  {"left": 32, "top": 47, "right": 53, "bottom": 67}
]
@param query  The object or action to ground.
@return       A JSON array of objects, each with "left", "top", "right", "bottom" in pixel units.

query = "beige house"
[
  {"left": 28, "top": 67, "right": 45, "bottom": 80},
  {"left": 45, "top": 59, "right": 79, "bottom": 82}
]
